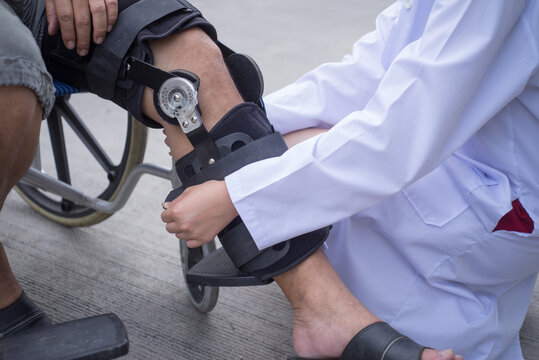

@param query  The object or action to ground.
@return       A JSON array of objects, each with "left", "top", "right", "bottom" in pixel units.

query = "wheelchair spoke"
[
  {"left": 55, "top": 98, "right": 117, "bottom": 176},
  {"left": 47, "top": 107, "right": 71, "bottom": 185},
  {"left": 16, "top": 92, "right": 148, "bottom": 225},
  {"left": 47, "top": 105, "right": 77, "bottom": 211}
]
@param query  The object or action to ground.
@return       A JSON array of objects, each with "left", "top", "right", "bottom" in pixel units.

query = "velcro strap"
[
  {"left": 86, "top": 0, "right": 189, "bottom": 98},
  {"left": 217, "top": 222, "right": 261, "bottom": 268},
  {"left": 165, "top": 132, "right": 287, "bottom": 200},
  {"left": 218, "top": 222, "right": 291, "bottom": 269},
  {"left": 188, "top": 125, "right": 222, "bottom": 167},
  {"left": 182, "top": 132, "right": 288, "bottom": 187}
]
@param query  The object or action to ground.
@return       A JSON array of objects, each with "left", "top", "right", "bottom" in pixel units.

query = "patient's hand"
[
  {"left": 161, "top": 180, "right": 238, "bottom": 248},
  {"left": 46, "top": 0, "right": 118, "bottom": 56}
]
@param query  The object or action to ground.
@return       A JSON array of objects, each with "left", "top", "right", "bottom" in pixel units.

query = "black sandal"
[
  {"left": 340, "top": 322, "right": 426, "bottom": 360},
  {"left": 0, "top": 291, "right": 51, "bottom": 338},
  {"left": 0, "top": 292, "right": 129, "bottom": 359},
  {"left": 290, "top": 322, "right": 426, "bottom": 360}
]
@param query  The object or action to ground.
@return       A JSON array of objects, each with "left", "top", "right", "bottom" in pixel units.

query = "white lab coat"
[{"left": 225, "top": 1, "right": 539, "bottom": 358}]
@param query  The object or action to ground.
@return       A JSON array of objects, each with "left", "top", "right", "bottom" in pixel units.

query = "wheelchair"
[{"left": 16, "top": 80, "right": 219, "bottom": 314}]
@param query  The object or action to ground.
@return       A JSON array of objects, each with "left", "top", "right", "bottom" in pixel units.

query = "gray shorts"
[{"left": 0, "top": 0, "right": 54, "bottom": 118}]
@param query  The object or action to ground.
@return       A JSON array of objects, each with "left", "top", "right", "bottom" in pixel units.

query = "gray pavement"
[{"left": 1, "top": 1, "right": 537, "bottom": 359}]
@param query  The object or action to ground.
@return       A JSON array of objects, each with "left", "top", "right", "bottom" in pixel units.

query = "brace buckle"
[{"left": 124, "top": 57, "right": 220, "bottom": 165}]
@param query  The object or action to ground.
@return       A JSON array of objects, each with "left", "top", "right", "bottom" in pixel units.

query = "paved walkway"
[{"left": 1, "top": 1, "right": 537, "bottom": 359}]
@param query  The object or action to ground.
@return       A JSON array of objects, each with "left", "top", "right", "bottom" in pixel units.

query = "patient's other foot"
[{"left": 275, "top": 250, "right": 463, "bottom": 360}]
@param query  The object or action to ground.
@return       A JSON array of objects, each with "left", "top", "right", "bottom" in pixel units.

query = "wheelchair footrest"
[
  {"left": 0, "top": 313, "right": 128, "bottom": 360},
  {"left": 186, "top": 247, "right": 272, "bottom": 287}
]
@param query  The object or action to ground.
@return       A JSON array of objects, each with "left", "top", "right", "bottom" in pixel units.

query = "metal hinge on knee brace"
[{"left": 124, "top": 57, "right": 220, "bottom": 168}]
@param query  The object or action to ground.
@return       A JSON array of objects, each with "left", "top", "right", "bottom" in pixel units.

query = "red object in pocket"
[{"left": 493, "top": 199, "right": 534, "bottom": 234}]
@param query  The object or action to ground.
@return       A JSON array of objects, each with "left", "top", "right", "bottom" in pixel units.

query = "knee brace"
[
  {"left": 40, "top": 0, "right": 330, "bottom": 285},
  {"left": 41, "top": 0, "right": 265, "bottom": 129},
  {"left": 41, "top": 0, "right": 220, "bottom": 128}
]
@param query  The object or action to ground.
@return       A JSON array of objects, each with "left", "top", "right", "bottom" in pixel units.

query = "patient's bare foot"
[
  {"left": 275, "top": 250, "right": 463, "bottom": 359},
  {"left": 293, "top": 314, "right": 460, "bottom": 359}
]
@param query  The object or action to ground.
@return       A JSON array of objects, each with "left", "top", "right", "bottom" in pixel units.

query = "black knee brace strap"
[{"left": 170, "top": 131, "right": 287, "bottom": 190}]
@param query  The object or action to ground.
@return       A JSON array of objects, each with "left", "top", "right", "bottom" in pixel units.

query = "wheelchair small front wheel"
[
  {"left": 15, "top": 94, "right": 147, "bottom": 227},
  {"left": 179, "top": 238, "right": 219, "bottom": 313}
]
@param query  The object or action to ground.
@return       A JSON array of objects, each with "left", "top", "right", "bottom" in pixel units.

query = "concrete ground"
[{"left": 1, "top": 1, "right": 537, "bottom": 359}]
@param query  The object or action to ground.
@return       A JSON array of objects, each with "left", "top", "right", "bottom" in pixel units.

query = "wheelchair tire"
[
  {"left": 179, "top": 238, "right": 219, "bottom": 313},
  {"left": 15, "top": 95, "right": 147, "bottom": 227}
]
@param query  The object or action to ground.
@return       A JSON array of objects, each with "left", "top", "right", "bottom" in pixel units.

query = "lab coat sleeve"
[
  {"left": 263, "top": 3, "right": 399, "bottom": 135},
  {"left": 225, "top": 0, "right": 537, "bottom": 250}
]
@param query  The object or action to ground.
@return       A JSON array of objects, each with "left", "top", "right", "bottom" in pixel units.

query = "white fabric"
[{"left": 225, "top": 1, "right": 539, "bottom": 359}]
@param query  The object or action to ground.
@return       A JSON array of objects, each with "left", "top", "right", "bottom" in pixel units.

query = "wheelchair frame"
[{"left": 16, "top": 82, "right": 219, "bottom": 313}]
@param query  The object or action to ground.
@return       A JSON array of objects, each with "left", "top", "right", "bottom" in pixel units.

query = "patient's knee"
[
  {"left": 0, "top": 86, "right": 42, "bottom": 126},
  {"left": 151, "top": 27, "right": 224, "bottom": 71},
  {"left": 0, "top": 86, "right": 42, "bottom": 202}
]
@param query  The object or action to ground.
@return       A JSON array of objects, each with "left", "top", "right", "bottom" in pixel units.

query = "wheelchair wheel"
[
  {"left": 179, "top": 239, "right": 219, "bottom": 313},
  {"left": 15, "top": 94, "right": 147, "bottom": 227}
]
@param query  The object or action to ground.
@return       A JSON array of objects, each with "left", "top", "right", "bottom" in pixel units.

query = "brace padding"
[{"left": 225, "top": 53, "right": 264, "bottom": 104}]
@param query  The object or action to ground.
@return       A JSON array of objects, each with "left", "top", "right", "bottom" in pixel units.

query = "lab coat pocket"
[{"left": 403, "top": 155, "right": 501, "bottom": 228}]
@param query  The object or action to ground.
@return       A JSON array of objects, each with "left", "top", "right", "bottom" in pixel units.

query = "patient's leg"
[{"left": 142, "top": 27, "right": 243, "bottom": 160}]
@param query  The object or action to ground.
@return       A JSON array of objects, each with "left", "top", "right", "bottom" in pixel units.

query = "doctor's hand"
[
  {"left": 46, "top": 0, "right": 118, "bottom": 56},
  {"left": 161, "top": 180, "right": 239, "bottom": 248}
]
